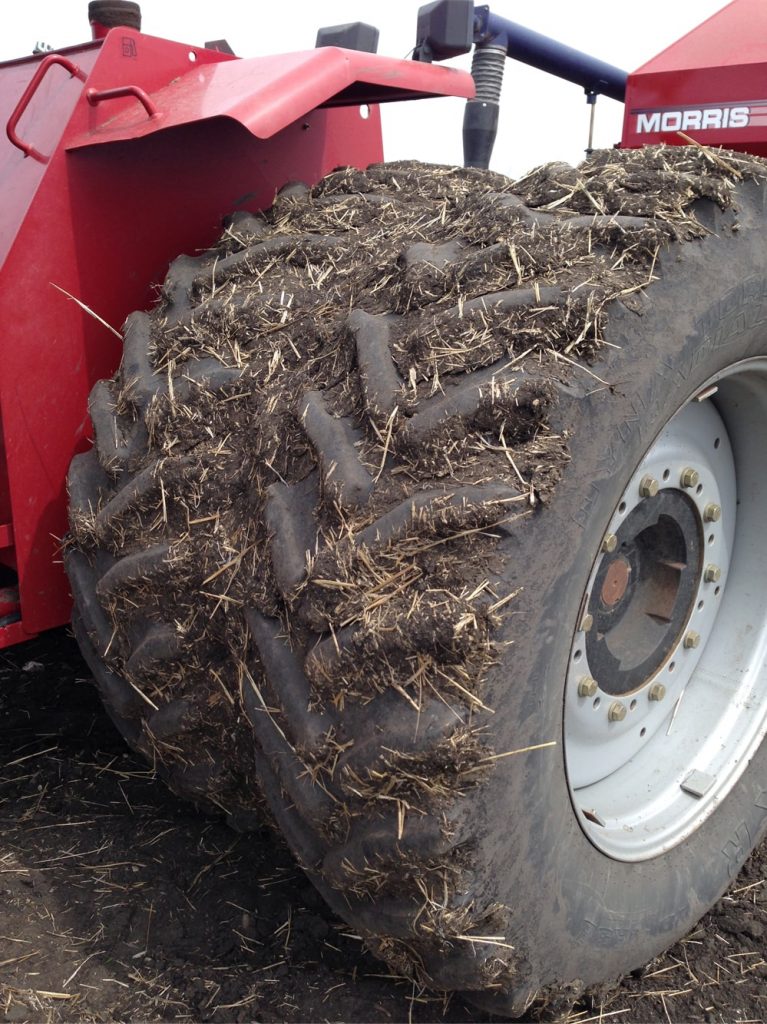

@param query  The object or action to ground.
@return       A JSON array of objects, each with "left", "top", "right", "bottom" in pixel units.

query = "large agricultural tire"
[{"left": 66, "top": 147, "right": 767, "bottom": 1014}]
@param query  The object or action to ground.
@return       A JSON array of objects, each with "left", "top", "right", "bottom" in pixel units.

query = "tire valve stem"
[{"left": 608, "top": 701, "right": 627, "bottom": 722}]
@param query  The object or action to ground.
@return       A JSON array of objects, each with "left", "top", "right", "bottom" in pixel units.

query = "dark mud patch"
[{"left": 1, "top": 629, "right": 765, "bottom": 1022}]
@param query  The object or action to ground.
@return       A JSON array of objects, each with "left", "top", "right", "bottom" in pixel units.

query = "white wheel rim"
[{"left": 564, "top": 359, "right": 767, "bottom": 861}]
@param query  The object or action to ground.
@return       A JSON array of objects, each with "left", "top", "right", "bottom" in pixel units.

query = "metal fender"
[{"left": 68, "top": 34, "right": 475, "bottom": 150}]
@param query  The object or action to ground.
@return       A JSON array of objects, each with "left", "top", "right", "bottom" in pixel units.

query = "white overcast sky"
[{"left": 2, "top": 1, "right": 727, "bottom": 178}]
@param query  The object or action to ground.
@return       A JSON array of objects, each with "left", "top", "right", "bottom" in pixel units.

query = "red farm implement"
[{"left": 3, "top": 0, "right": 767, "bottom": 1013}]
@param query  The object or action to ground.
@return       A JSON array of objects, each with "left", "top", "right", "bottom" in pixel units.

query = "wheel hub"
[
  {"left": 586, "top": 489, "right": 703, "bottom": 697},
  {"left": 600, "top": 557, "right": 630, "bottom": 607},
  {"left": 560, "top": 363, "right": 767, "bottom": 861}
]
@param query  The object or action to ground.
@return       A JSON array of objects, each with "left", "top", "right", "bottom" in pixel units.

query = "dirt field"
[{"left": 1, "top": 628, "right": 766, "bottom": 1023}]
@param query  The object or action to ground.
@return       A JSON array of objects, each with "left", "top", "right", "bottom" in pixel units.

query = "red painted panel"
[
  {"left": 0, "top": 30, "right": 385, "bottom": 640},
  {"left": 633, "top": 0, "right": 767, "bottom": 74},
  {"left": 622, "top": 0, "right": 767, "bottom": 154}
]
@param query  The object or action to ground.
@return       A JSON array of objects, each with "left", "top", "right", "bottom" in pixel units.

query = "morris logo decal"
[{"left": 632, "top": 102, "right": 764, "bottom": 134}]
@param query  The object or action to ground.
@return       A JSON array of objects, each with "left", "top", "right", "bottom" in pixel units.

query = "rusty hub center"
[
  {"left": 585, "top": 490, "right": 703, "bottom": 696},
  {"left": 601, "top": 557, "right": 631, "bottom": 607}
]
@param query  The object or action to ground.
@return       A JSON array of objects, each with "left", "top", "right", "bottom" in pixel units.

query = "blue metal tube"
[{"left": 477, "top": 6, "right": 627, "bottom": 102}]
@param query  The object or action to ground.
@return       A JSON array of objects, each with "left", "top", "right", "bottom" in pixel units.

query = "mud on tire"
[{"left": 66, "top": 146, "right": 767, "bottom": 1012}]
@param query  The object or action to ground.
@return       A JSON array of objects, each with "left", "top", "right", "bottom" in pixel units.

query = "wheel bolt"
[
  {"left": 649, "top": 682, "right": 666, "bottom": 701},
  {"left": 703, "top": 503, "right": 721, "bottom": 523},
  {"left": 608, "top": 701, "right": 627, "bottom": 722},
  {"left": 639, "top": 475, "right": 659, "bottom": 498},
  {"left": 680, "top": 467, "right": 699, "bottom": 488},
  {"left": 704, "top": 564, "right": 721, "bottom": 583},
  {"left": 684, "top": 630, "right": 701, "bottom": 649},
  {"left": 602, "top": 533, "right": 618, "bottom": 554},
  {"left": 578, "top": 676, "right": 598, "bottom": 698},
  {"left": 580, "top": 612, "right": 594, "bottom": 632}
]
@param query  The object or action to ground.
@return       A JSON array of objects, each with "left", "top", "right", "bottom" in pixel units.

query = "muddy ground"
[{"left": 0, "top": 628, "right": 765, "bottom": 1024}]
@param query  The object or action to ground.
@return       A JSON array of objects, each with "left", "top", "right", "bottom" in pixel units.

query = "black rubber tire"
[{"left": 66, "top": 150, "right": 767, "bottom": 1012}]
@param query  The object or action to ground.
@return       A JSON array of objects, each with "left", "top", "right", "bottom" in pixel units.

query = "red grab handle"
[
  {"left": 86, "top": 84, "right": 159, "bottom": 119},
  {"left": 6, "top": 55, "right": 87, "bottom": 162}
]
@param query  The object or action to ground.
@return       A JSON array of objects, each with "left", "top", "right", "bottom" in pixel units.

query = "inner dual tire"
[{"left": 66, "top": 148, "right": 767, "bottom": 1013}]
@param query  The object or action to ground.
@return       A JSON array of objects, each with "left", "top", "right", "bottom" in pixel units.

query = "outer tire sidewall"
[{"left": 473, "top": 184, "right": 767, "bottom": 1001}]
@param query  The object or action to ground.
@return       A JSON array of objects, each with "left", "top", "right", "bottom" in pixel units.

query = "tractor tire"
[{"left": 66, "top": 147, "right": 767, "bottom": 1013}]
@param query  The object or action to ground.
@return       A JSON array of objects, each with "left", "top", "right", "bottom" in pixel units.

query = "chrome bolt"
[
  {"left": 580, "top": 612, "right": 594, "bottom": 632},
  {"left": 680, "top": 467, "right": 700, "bottom": 489},
  {"left": 602, "top": 533, "right": 618, "bottom": 554},
  {"left": 704, "top": 564, "right": 721, "bottom": 584},
  {"left": 639, "top": 475, "right": 659, "bottom": 498},
  {"left": 578, "top": 676, "right": 598, "bottom": 698},
  {"left": 649, "top": 682, "right": 666, "bottom": 702},
  {"left": 684, "top": 630, "right": 701, "bottom": 649},
  {"left": 608, "top": 701, "right": 627, "bottom": 722},
  {"left": 703, "top": 503, "right": 721, "bottom": 523}
]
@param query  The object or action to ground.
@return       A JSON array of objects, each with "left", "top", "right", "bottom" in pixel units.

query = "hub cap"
[{"left": 564, "top": 360, "right": 767, "bottom": 860}]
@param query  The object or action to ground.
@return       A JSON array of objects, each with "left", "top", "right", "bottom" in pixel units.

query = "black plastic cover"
[
  {"left": 462, "top": 99, "right": 499, "bottom": 169},
  {"left": 88, "top": 1, "right": 141, "bottom": 30},
  {"left": 316, "top": 23, "right": 380, "bottom": 54},
  {"left": 415, "top": 0, "right": 474, "bottom": 62},
  {"left": 204, "top": 39, "right": 235, "bottom": 55}
]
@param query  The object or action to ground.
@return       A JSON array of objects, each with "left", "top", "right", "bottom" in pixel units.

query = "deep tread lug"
[
  {"left": 397, "top": 363, "right": 548, "bottom": 450},
  {"left": 68, "top": 449, "right": 110, "bottom": 519},
  {"left": 264, "top": 473, "right": 319, "bottom": 598},
  {"left": 119, "top": 311, "right": 159, "bottom": 407},
  {"left": 300, "top": 390, "right": 373, "bottom": 509},
  {"left": 72, "top": 612, "right": 142, "bottom": 735},
  {"left": 322, "top": 818, "right": 455, "bottom": 890},
  {"left": 245, "top": 608, "right": 334, "bottom": 752},
  {"left": 95, "top": 462, "right": 159, "bottom": 538},
  {"left": 356, "top": 484, "right": 520, "bottom": 550},
  {"left": 65, "top": 549, "right": 116, "bottom": 659},
  {"left": 126, "top": 621, "right": 182, "bottom": 681},
  {"left": 348, "top": 310, "right": 403, "bottom": 427},
  {"left": 145, "top": 697, "right": 197, "bottom": 741},
  {"left": 96, "top": 543, "right": 171, "bottom": 602},
  {"left": 89, "top": 380, "right": 148, "bottom": 471},
  {"left": 241, "top": 671, "right": 335, "bottom": 830},
  {"left": 196, "top": 234, "right": 343, "bottom": 292}
]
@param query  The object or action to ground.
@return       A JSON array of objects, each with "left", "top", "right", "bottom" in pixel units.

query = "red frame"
[{"left": 0, "top": 27, "right": 474, "bottom": 647}]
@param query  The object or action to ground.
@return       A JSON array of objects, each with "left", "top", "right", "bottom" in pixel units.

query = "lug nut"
[
  {"left": 680, "top": 467, "right": 699, "bottom": 488},
  {"left": 608, "top": 701, "right": 627, "bottom": 722},
  {"left": 703, "top": 503, "right": 721, "bottom": 523},
  {"left": 704, "top": 564, "right": 721, "bottom": 583},
  {"left": 578, "top": 676, "right": 598, "bottom": 698},
  {"left": 649, "top": 682, "right": 666, "bottom": 701},
  {"left": 580, "top": 612, "right": 594, "bottom": 632},
  {"left": 683, "top": 630, "right": 701, "bottom": 649},
  {"left": 602, "top": 533, "right": 618, "bottom": 554},
  {"left": 639, "top": 475, "right": 659, "bottom": 498}
]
